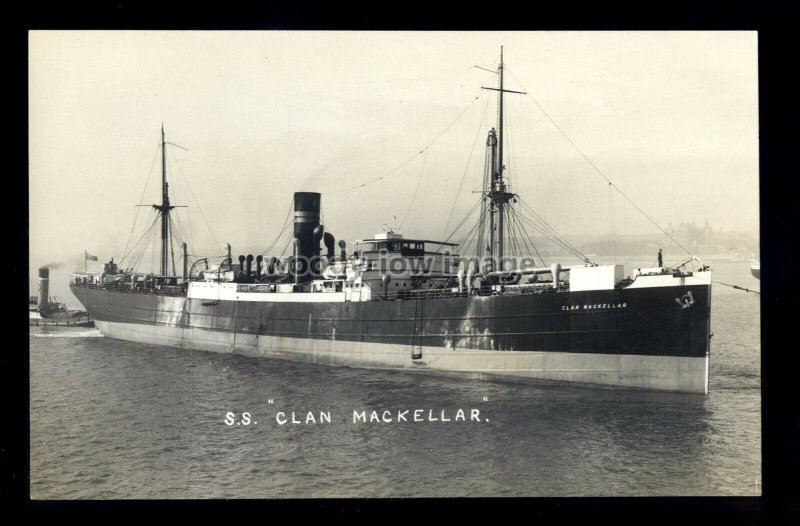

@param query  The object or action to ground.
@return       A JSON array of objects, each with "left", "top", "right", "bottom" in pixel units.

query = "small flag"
[{"left": 85, "top": 251, "right": 98, "bottom": 262}]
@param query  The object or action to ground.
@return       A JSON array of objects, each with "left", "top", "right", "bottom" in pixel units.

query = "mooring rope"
[{"left": 713, "top": 280, "right": 760, "bottom": 294}]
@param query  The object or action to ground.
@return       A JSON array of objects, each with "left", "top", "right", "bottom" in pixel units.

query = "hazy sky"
[{"left": 30, "top": 31, "right": 758, "bottom": 274}]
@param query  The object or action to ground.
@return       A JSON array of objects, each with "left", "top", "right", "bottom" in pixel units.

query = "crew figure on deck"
[{"left": 657, "top": 249, "right": 663, "bottom": 267}]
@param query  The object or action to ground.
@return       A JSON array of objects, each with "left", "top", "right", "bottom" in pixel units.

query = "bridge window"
[{"left": 400, "top": 242, "right": 425, "bottom": 257}]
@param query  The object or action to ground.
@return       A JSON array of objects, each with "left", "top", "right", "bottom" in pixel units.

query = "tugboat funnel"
[{"left": 38, "top": 267, "right": 50, "bottom": 313}]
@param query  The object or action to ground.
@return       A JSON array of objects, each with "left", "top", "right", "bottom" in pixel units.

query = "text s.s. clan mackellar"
[{"left": 224, "top": 407, "right": 488, "bottom": 426}]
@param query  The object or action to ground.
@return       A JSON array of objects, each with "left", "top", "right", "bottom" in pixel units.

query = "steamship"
[{"left": 70, "top": 49, "right": 712, "bottom": 393}]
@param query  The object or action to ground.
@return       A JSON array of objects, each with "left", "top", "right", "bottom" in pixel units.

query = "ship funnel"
[
  {"left": 293, "top": 192, "right": 322, "bottom": 279},
  {"left": 37, "top": 267, "right": 50, "bottom": 313},
  {"left": 256, "top": 255, "right": 263, "bottom": 279}
]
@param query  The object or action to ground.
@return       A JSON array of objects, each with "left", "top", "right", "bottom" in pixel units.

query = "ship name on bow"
[{"left": 562, "top": 303, "right": 628, "bottom": 311}]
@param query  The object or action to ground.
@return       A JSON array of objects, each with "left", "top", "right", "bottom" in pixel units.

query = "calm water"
[{"left": 29, "top": 261, "right": 761, "bottom": 498}]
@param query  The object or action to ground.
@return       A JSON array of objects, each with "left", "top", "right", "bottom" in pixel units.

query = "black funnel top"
[{"left": 294, "top": 192, "right": 321, "bottom": 218}]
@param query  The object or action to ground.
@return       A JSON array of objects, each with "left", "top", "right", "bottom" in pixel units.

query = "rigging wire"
[
  {"left": 512, "top": 211, "right": 528, "bottom": 262},
  {"left": 166, "top": 159, "right": 182, "bottom": 275},
  {"left": 516, "top": 213, "right": 584, "bottom": 261},
  {"left": 438, "top": 196, "right": 484, "bottom": 248},
  {"left": 521, "top": 212, "right": 546, "bottom": 265},
  {"left": 514, "top": 213, "right": 556, "bottom": 247},
  {"left": 608, "top": 182, "right": 617, "bottom": 259},
  {"left": 509, "top": 208, "right": 532, "bottom": 264},
  {"left": 442, "top": 93, "right": 492, "bottom": 238},
  {"left": 178, "top": 206, "right": 195, "bottom": 254},
  {"left": 452, "top": 195, "right": 495, "bottom": 258},
  {"left": 261, "top": 198, "right": 294, "bottom": 257},
  {"left": 511, "top": 208, "right": 525, "bottom": 260},
  {"left": 506, "top": 206, "right": 517, "bottom": 260},
  {"left": 322, "top": 92, "right": 483, "bottom": 196},
  {"left": 713, "top": 280, "right": 760, "bottom": 294},
  {"left": 454, "top": 218, "right": 484, "bottom": 259},
  {"left": 508, "top": 205, "right": 545, "bottom": 265},
  {"left": 514, "top": 201, "right": 587, "bottom": 260},
  {"left": 505, "top": 207, "right": 519, "bottom": 259},
  {"left": 171, "top": 147, "right": 221, "bottom": 251},
  {"left": 121, "top": 210, "right": 159, "bottom": 271},
  {"left": 135, "top": 215, "right": 161, "bottom": 272},
  {"left": 519, "top": 87, "right": 552, "bottom": 258},
  {"left": 505, "top": 96, "right": 517, "bottom": 187},
  {"left": 172, "top": 212, "right": 192, "bottom": 251},
  {"left": 399, "top": 148, "right": 428, "bottom": 229},
  {"left": 504, "top": 66, "right": 693, "bottom": 255},
  {"left": 148, "top": 231, "right": 154, "bottom": 274},
  {"left": 186, "top": 207, "right": 196, "bottom": 257},
  {"left": 120, "top": 143, "right": 161, "bottom": 264},
  {"left": 279, "top": 230, "right": 294, "bottom": 259},
  {"left": 141, "top": 217, "right": 158, "bottom": 272},
  {"left": 136, "top": 215, "right": 161, "bottom": 272},
  {"left": 516, "top": 196, "right": 586, "bottom": 257},
  {"left": 174, "top": 211, "right": 193, "bottom": 253},
  {"left": 474, "top": 198, "right": 488, "bottom": 260},
  {"left": 495, "top": 83, "right": 547, "bottom": 265},
  {"left": 166, "top": 154, "right": 197, "bottom": 254}
]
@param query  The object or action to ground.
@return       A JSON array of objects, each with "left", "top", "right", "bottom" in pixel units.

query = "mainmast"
[
  {"left": 154, "top": 124, "right": 175, "bottom": 276},
  {"left": 481, "top": 46, "right": 525, "bottom": 265}
]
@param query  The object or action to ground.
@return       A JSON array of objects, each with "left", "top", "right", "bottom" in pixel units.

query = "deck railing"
[
  {"left": 71, "top": 279, "right": 566, "bottom": 301},
  {"left": 71, "top": 281, "right": 187, "bottom": 297},
  {"left": 369, "top": 283, "right": 565, "bottom": 301}
]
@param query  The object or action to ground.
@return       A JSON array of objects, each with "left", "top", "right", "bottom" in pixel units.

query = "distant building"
[{"left": 667, "top": 220, "right": 715, "bottom": 248}]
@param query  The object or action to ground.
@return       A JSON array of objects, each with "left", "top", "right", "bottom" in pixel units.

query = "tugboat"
[
  {"left": 30, "top": 267, "right": 93, "bottom": 327},
  {"left": 70, "top": 49, "right": 712, "bottom": 393}
]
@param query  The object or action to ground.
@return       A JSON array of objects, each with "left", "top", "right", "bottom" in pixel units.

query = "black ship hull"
[{"left": 71, "top": 281, "right": 711, "bottom": 393}]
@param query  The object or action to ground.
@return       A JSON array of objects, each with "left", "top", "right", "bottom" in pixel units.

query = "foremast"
[{"left": 481, "top": 46, "right": 526, "bottom": 267}]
